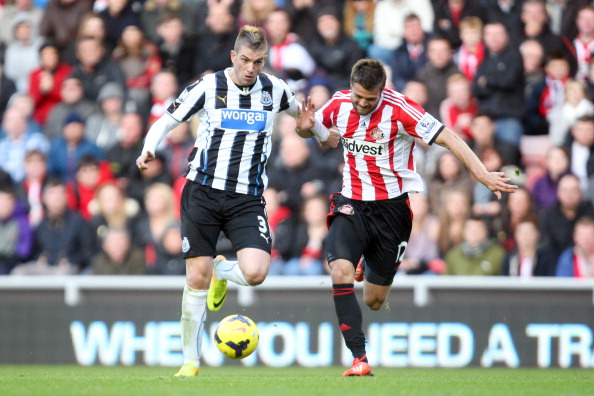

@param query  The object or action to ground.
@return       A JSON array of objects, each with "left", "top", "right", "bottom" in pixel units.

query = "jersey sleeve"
[
  {"left": 314, "top": 94, "right": 341, "bottom": 129},
  {"left": 166, "top": 78, "right": 207, "bottom": 122},
  {"left": 397, "top": 95, "right": 444, "bottom": 145},
  {"left": 277, "top": 78, "right": 297, "bottom": 112}
]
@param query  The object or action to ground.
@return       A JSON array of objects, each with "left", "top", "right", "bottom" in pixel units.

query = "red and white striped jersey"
[{"left": 315, "top": 89, "right": 444, "bottom": 201}]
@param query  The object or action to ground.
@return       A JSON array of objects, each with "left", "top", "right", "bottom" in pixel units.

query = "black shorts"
[
  {"left": 326, "top": 192, "right": 413, "bottom": 286},
  {"left": 180, "top": 180, "right": 272, "bottom": 259}
]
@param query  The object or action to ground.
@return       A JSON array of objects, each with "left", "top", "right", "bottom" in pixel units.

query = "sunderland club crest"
[{"left": 370, "top": 128, "right": 384, "bottom": 141}]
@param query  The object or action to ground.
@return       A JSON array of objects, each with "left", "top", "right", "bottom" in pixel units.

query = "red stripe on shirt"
[
  {"left": 387, "top": 105, "right": 403, "bottom": 192},
  {"left": 345, "top": 109, "right": 362, "bottom": 199},
  {"left": 367, "top": 104, "right": 389, "bottom": 200}
]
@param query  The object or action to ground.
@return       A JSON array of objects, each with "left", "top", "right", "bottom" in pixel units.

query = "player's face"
[
  {"left": 230, "top": 46, "right": 267, "bottom": 86},
  {"left": 351, "top": 83, "right": 382, "bottom": 116}
]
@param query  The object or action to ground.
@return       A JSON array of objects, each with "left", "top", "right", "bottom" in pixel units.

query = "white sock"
[
  {"left": 180, "top": 285, "right": 207, "bottom": 366},
  {"left": 215, "top": 258, "right": 249, "bottom": 286}
]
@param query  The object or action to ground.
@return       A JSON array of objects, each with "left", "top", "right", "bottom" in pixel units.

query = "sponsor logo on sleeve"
[
  {"left": 221, "top": 109, "right": 267, "bottom": 131},
  {"left": 415, "top": 113, "right": 442, "bottom": 138},
  {"left": 341, "top": 136, "right": 386, "bottom": 157}
]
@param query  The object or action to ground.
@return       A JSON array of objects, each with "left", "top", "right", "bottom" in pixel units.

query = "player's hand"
[
  {"left": 136, "top": 151, "right": 155, "bottom": 171},
  {"left": 482, "top": 171, "right": 518, "bottom": 200},
  {"left": 296, "top": 96, "right": 316, "bottom": 132},
  {"left": 320, "top": 128, "right": 340, "bottom": 149}
]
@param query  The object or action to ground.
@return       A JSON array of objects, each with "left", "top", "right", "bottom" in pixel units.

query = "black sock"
[{"left": 332, "top": 283, "right": 367, "bottom": 361}]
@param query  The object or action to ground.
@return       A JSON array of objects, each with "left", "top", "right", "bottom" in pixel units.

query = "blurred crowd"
[{"left": 0, "top": 0, "right": 593, "bottom": 277}]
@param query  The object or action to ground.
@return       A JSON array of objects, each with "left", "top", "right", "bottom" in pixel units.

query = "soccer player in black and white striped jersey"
[{"left": 136, "top": 25, "right": 339, "bottom": 377}]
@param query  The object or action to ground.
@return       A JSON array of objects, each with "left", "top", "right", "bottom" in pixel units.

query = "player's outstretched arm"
[
  {"left": 293, "top": 97, "right": 339, "bottom": 148},
  {"left": 135, "top": 114, "right": 181, "bottom": 171},
  {"left": 435, "top": 127, "right": 518, "bottom": 199}
]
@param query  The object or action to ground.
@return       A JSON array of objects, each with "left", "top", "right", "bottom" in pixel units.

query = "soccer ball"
[{"left": 214, "top": 314, "right": 259, "bottom": 359}]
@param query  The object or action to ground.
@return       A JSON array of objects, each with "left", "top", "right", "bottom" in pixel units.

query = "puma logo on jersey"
[
  {"left": 221, "top": 109, "right": 267, "bottom": 131},
  {"left": 341, "top": 137, "right": 386, "bottom": 156},
  {"left": 216, "top": 95, "right": 227, "bottom": 104}
]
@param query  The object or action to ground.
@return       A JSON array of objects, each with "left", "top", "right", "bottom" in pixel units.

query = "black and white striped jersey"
[{"left": 167, "top": 68, "right": 297, "bottom": 196}]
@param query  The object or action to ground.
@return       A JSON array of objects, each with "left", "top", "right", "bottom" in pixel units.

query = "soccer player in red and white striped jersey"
[{"left": 296, "top": 58, "right": 517, "bottom": 377}]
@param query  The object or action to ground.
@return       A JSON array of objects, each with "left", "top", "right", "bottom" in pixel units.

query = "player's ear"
[{"left": 230, "top": 50, "right": 236, "bottom": 64}]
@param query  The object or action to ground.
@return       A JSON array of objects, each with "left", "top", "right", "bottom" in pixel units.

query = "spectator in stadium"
[
  {"left": 540, "top": 173, "right": 594, "bottom": 262},
  {"left": 561, "top": 5, "right": 594, "bottom": 80},
  {"left": 440, "top": 73, "right": 478, "bottom": 141},
  {"left": 469, "top": 113, "right": 521, "bottom": 167},
  {"left": 415, "top": 36, "right": 460, "bottom": 119},
  {"left": 342, "top": 0, "right": 375, "bottom": 53},
  {"left": 437, "top": 189, "right": 472, "bottom": 257},
  {"left": 295, "top": 57, "right": 516, "bottom": 378},
  {"left": 98, "top": 0, "right": 141, "bottom": 50},
  {"left": 11, "top": 178, "right": 91, "bottom": 275},
  {"left": 16, "top": 149, "right": 47, "bottom": 227},
  {"left": 156, "top": 121, "right": 193, "bottom": 183},
  {"left": 389, "top": 13, "right": 430, "bottom": 92},
  {"left": 87, "top": 181, "right": 139, "bottom": 254},
  {"left": 283, "top": 0, "right": 340, "bottom": 46},
  {"left": 549, "top": 78, "right": 594, "bottom": 146},
  {"left": 444, "top": 215, "right": 506, "bottom": 275},
  {"left": 0, "top": 106, "right": 49, "bottom": 184},
  {"left": 43, "top": 76, "right": 98, "bottom": 139},
  {"left": 133, "top": 182, "right": 184, "bottom": 275},
  {"left": 520, "top": 0, "right": 563, "bottom": 56},
  {"left": 368, "top": 0, "right": 434, "bottom": 64},
  {"left": 70, "top": 36, "right": 126, "bottom": 102},
  {"left": 46, "top": 111, "right": 104, "bottom": 181},
  {"left": 264, "top": 8, "right": 315, "bottom": 94},
  {"left": 0, "top": 184, "right": 33, "bottom": 274},
  {"left": 273, "top": 193, "right": 329, "bottom": 276},
  {"left": 428, "top": 151, "right": 474, "bottom": 215},
  {"left": 90, "top": 226, "right": 146, "bottom": 274},
  {"left": 555, "top": 216, "right": 594, "bottom": 277},
  {"left": 3, "top": 13, "right": 43, "bottom": 93},
  {"left": 106, "top": 112, "right": 144, "bottom": 183},
  {"left": 520, "top": 39, "right": 546, "bottom": 95},
  {"left": 0, "top": 0, "right": 43, "bottom": 46},
  {"left": 473, "top": 21, "right": 525, "bottom": 147},
  {"left": 155, "top": 13, "right": 196, "bottom": 89},
  {"left": 399, "top": 192, "right": 442, "bottom": 275},
  {"left": 530, "top": 145, "right": 570, "bottom": 212},
  {"left": 84, "top": 82, "right": 125, "bottom": 151},
  {"left": 39, "top": 0, "right": 93, "bottom": 60},
  {"left": 307, "top": 9, "right": 364, "bottom": 92},
  {"left": 502, "top": 215, "right": 557, "bottom": 276},
  {"left": 66, "top": 154, "right": 114, "bottom": 220},
  {"left": 111, "top": 24, "right": 161, "bottom": 116},
  {"left": 454, "top": 16, "right": 485, "bottom": 83},
  {"left": 28, "top": 42, "right": 73, "bottom": 126},
  {"left": 135, "top": 25, "right": 340, "bottom": 377},
  {"left": 564, "top": 115, "right": 594, "bottom": 193},
  {"left": 61, "top": 12, "right": 110, "bottom": 64},
  {"left": 523, "top": 50, "right": 570, "bottom": 137},
  {"left": 263, "top": 186, "right": 292, "bottom": 273},
  {"left": 484, "top": 0, "right": 523, "bottom": 40},
  {"left": 147, "top": 71, "right": 178, "bottom": 128},
  {"left": 236, "top": 0, "right": 276, "bottom": 31},
  {"left": 433, "top": 0, "right": 487, "bottom": 49},
  {"left": 127, "top": 151, "right": 171, "bottom": 207},
  {"left": 193, "top": 3, "right": 238, "bottom": 79},
  {"left": 0, "top": 63, "right": 17, "bottom": 123},
  {"left": 472, "top": 146, "right": 505, "bottom": 235},
  {"left": 141, "top": 0, "right": 195, "bottom": 44},
  {"left": 4, "top": 92, "right": 43, "bottom": 135}
]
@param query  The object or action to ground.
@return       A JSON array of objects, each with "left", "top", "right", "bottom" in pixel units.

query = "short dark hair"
[
  {"left": 350, "top": 58, "right": 386, "bottom": 91},
  {"left": 234, "top": 25, "right": 268, "bottom": 53}
]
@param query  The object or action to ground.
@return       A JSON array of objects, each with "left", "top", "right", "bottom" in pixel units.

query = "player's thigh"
[
  {"left": 326, "top": 215, "right": 366, "bottom": 270},
  {"left": 223, "top": 195, "right": 271, "bottom": 255},
  {"left": 180, "top": 183, "right": 222, "bottom": 258}
]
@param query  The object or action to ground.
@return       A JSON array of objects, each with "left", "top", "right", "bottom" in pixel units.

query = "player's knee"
[
  {"left": 243, "top": 268, "right": 267, "bottom": 286},
  {"left": 365, "top": 297, "right": 385, "bottom": 311},
  {"left": 185, "top": 269, "right": 210, "bottom": 290}
]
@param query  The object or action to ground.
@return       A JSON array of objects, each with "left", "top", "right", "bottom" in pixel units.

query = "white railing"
[{"left": 2, "top": 275, "right": 594, "bottom": 307}]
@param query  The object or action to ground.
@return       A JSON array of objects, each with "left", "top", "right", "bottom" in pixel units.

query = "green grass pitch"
[{"left": 0, "top": 366, "right": 593, "bottom": 396}]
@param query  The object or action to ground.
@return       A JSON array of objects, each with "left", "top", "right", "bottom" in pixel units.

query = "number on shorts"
[
  {"left": 395, "top": 241, "right": 408, "bottom": 265},
  {"left": 257, "top": 215, "right": 268, "bottom": 234}
]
